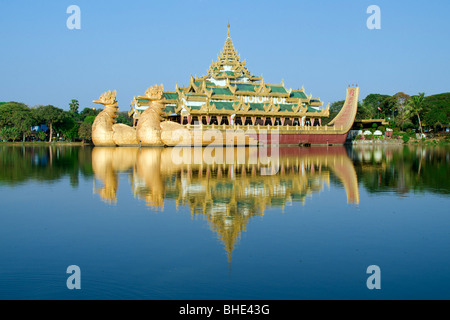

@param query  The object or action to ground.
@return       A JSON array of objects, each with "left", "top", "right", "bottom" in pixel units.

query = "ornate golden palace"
[{"left": 92, "top": 25, "right": 359, "bottom": 146}]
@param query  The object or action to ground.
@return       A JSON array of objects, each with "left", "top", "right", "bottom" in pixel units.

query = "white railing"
[{"left": 183, "top": 124, "right": 345, "bottom": 132}]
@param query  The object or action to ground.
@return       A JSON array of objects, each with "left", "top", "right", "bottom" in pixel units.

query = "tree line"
[
  {"left": 323, "top": 92, "right": 450, "bottom": 134},
  {"left": 0, "top": 100, "right": 132, "bottom": 143}
]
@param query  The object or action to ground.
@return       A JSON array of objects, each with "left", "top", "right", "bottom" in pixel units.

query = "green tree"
[
  {"left": 0, "top": 102, "right": 36, "bottom": 142},
  {"left": 322, "top": 100, "right": 344, "bottom": 125},
  {"left": 386, "top": 92, "right": 411, "bottom": 130},
  {"left": 356, "top": 101, "right": 376, "bottom": 120},
  {"left": 65, "top": 124, "right": 79, "bottom": 142},
  {"left": 0, "top": 127, "right": 7, "bottom": 141},
  {"left": 78, "top": 122, "right": 92, "bottom": 143},
  {"left": 422, "top": 93, "right": 450, "bottom": 130},
  {"left": 34, "top": 105, "right": 65, "bottom": 142},
  {"left": 36, "top": 131, "right": 47, "bottom": 141},
  {"left": 117, "top": 111, "right": 132, "bottom": 126},
  {"left": 0, "top": 102, "right": 30, "bottom": 128},
  {"left": 80, "top": 107, "right": 100, "bottom": 121},
  {"left": 362, "top": 94, "right": 390, "bottom": 119},
  {"left": 83, "top": 116, "right": 96, "bottom": 125},
  {"left": 407, "top": 93, "right": 425, "bottom": 136},
  {"left": 12, "top": 109, "right": 34, "bottom": 142},
  {"left": 54, "top": 112, "right": 80, "bottom": 141},
  {"left": 69, "top": 99, "right": 80, "bottom": 114},
  {"left": 0, "top": 127, "right": 21, "bottom": 142},
  {"left": 11, "top": 127, "right": 20, "bottom": 142}
]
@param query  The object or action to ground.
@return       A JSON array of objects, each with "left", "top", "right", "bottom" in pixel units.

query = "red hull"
[{"left": 248, "top": 132, "right": 349, "bottom": 145}]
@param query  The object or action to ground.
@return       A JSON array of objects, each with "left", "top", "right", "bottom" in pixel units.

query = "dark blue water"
[{"left": 0, "top": 145, "right": 448, "bottom": 299}]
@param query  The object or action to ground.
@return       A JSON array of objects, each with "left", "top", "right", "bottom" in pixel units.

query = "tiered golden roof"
[
  {"left": 202, "top": 24, "right": 261, "bottom": 82},
  {"left": 130, "top": 26, "right": 329, "bottom": 124}
]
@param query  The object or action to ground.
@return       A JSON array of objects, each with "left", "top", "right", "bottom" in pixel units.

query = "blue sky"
[{"left": 0, "top": 0, "right": 449, "bottom": 111}]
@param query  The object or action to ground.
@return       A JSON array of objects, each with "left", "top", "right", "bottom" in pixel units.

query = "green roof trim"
[
  {"left": 216, "top": 71, "right": 236, "bottom": 77},
  {"left": 211, "top": 87, "right": 233, "bottom": 95},
  {"left": 163, "top": 106, "right": 176, "bottom": 114},
  {"left": 186, "top": 94, "right": 207, "bottom": 98},
  {"left": 163, "top": 92, "right": 179, "bottom": 100},
  {"left": 269, "top": 86, "right": 287, "bottom": 93},
  {"left": 212, "top": 101, "right": 236, "bottom": 110},
  {"left": 290, "top": 91, "right": 308, "bottom": 99},
  {"left": 248, "top": 103, "right": 266, "bottom": 111},
  {"left": 235, "top": 83, "right": 256, "bottom": 92},
  {"left": 278, "top": 104, "right": 294, "bottom": 112},
  {"left": 307, "top": 106, "right": 320, "bottom": 113},
  {"left": 194, "top": 81, "right": 215, "bottom": 87}
]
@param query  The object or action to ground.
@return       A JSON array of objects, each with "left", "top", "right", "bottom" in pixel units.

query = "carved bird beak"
[{"left": 93, "top": 99, "right": 102, "bottom": 104}]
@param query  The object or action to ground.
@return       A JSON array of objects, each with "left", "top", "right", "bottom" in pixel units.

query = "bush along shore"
[
  {"left": 351, "top": 130, "right": 450, "bottom": 145},
  {"left": 0, "top": 100, "right": 132, "bottom": 144},
  {"left": 0, "top": 141, "right": 93, "bottom": 146}
]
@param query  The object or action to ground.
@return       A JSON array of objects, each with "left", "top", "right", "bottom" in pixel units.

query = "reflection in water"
[
  {"left": 0, "top": 145, "right": 93, "bottom": 187},
  {"left": 349, "top": 145, "right": 450, "bottom": 195},
  {"left": 1, "top": 144, "right": 448, "bottom": 299},
  {"left": 1, "top": 144, "right": 448, "bottom": 264},
  {"left": 92, "top": 146, "right": 360, "bottom": 261}
]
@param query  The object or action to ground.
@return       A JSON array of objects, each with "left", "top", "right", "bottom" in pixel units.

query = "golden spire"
[{"left": 204, "top": 25, "right": 258, "bottom": 80}]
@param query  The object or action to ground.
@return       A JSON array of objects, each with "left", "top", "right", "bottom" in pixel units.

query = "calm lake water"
[{"left": 0, "top": 144, "right": 449, "bottom": 300}]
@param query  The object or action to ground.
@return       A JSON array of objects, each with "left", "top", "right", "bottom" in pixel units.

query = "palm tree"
[{"left": 407, "top": 92, "right": 425, "bottom": 136}]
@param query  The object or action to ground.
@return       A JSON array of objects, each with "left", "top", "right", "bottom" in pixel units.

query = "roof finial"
[{"left": 227, "top": 22, "right": 230, "bottom": 38}]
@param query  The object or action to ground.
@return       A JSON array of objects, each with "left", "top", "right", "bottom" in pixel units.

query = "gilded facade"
[{"left": 129, "top": 25, "right": 330, "bottom": 128}]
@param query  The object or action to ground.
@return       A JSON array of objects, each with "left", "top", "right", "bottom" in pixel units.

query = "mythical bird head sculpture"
[
  {"left": 144, "top": 84, "right": 164, "bottom": 101},
  {"left": 92, "top": 90, "right": 119, "bottom": 121},
  {"left": 93, "top": 90, "right": 118, "bottom": 107}
]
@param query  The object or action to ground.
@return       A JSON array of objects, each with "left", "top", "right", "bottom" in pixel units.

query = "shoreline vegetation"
[
  {"left": 0, "top": 141, "right": 93, "bottom": 146},
  {"left": 1, "top": 135, "right": 449, "bottom": 147},
  {"left": 1, "top": 141, "right": 448, "bottom": 197},
  {"left": 352, "top": 138, "right": 450, "bottom": 146},
  {"left": 0, "top": 92, "right": 449, "bottom": 145}
]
